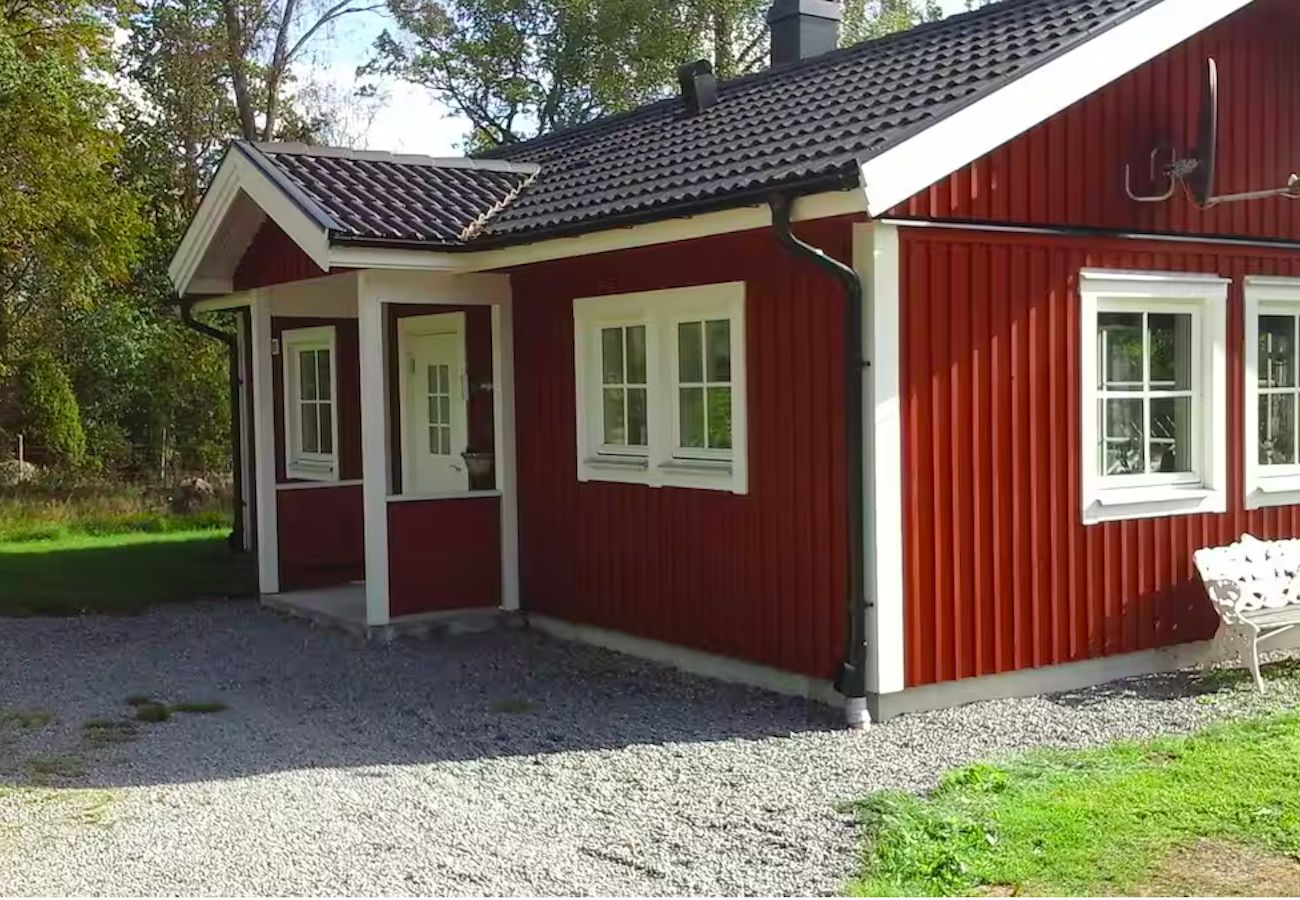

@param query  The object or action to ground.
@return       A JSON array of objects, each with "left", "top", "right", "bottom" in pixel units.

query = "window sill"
[
  {"left": 1083, "top": 484, "right": 1225, "bottom": 524},
  {"left": 285, "top": 462, "right": 338, "bottom": 483},
  {"left": 578, "top": 455, "right": 745, "bottom": 493},
  {"left": 1246, "top": 475, "right": 1300, "bottom": 510}
]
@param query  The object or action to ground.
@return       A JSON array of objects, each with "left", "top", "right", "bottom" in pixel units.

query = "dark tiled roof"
[
  {"left": 477, "top": 0, "right": 1161, "bottom": 240},
  {"left": 237, "top": 142, "right": 538, "bottom": 246}
]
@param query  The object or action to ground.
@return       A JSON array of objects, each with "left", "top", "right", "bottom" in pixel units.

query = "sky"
[{"left": 310, "top": 0, "right": 971, "bottom": 156}]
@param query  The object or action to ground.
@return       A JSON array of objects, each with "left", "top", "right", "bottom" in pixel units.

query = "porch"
[{"left": 198, "top": 266, "right": 518, "bottom": 630}]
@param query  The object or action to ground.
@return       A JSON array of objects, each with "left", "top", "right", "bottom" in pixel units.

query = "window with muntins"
[
  {"left": 1079, "top": 270, "right": 1228, "bottom": 524},
  {"left": 282, "top": 325, "right": 339, "bottom": 481},
  {"left": 1245, "top": 277, "right": 1300, "bottom": 508},
  {"left": 574, "top": 283, "right": 747, "bottom": 493}
]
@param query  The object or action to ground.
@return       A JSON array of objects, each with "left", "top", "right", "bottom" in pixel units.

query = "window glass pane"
[
  {"left": 427, "top": 365, "right": 437, "bottom": 395},
  {"left": 602, "top": 388, "right": 626, "bottom": 445},
  {"left": 680, "top": 386, "right": 705, "bottom": 448},
  {"left": 441, "top": 426, "right": 451, "bottom": 456},
  {"left": 1148, "top": 313, "right": 1192, "bottom": 391},
  {"left": 626, "top": 326, "right": 647, "bottom": 385},
  {"left": 601, "top": 328, "right": 624, "bottom": 385},
  {"left": 706, "top": 320, "right": 731, "bottom": 382},
  {"left": 1260, "top": 315, "right": 1296, "bottom": 389},
  {"left": 301, "top": 403, "right": 319, "bottom": 454},
  {"left": 1149, "top": 396, "right": 1191, "bottom": 473},
  {"left": 627, "top": 387, "right": 647, "bottom": 446},
  {"left": 299, "top": 350, "right": 317, "bottom": 401},
  {"left": 1260, "top": 393, "right": 1297, "bottom": 465},
  {"left": 428, "top": 425, "right": 437, "bottom": 455},
  {"left": 316, "top": 350, "right": 332, "bottom": 401},
  {"left": 428, "top": 395, "right": 437, "bottom": 425},
  {"left": 707, "top": 386, "right": 732, "bottom": 449},
  {"left": 678, "top": 321, "right": 704, "bottom": 383},
  {"left": 439, "top": 396, "right": 450, "bottom": 425},
  {"left": 319, "top": 404, "right": 333, "bottom": 454},
  {"left": 1099, "top": 397, "right": 1143, "bottom": 475},
  {"left": 1098, "top": 312, "right": 1143, "bottom": 391}
]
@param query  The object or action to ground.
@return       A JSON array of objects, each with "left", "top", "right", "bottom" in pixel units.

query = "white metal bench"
[{"left": 1194, "top": 534, "right": 1300, "bottom": 691}]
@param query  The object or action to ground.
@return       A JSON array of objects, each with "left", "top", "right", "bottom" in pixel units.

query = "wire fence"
[{"left": 0, "top": 434, "right": 232, "bottom": 489}]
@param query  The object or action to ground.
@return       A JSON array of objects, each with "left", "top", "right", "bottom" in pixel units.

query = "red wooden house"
[{"left": 171, "top": 0, "right": 1300, "bottom": 724}]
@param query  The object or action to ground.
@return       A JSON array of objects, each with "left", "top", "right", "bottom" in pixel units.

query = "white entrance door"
[{"left": 401, "top": 313, "right": 469, "bottom": 494}]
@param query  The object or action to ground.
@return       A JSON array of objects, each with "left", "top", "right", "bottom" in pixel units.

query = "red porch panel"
[
  {"left": 899, "top": 226, "right": 1300, "bottom": 688},
  {"left": 387, "top": 498, "right": 502, "bottom": 616},
  {"left": 276, "top": 484, "right": 365, "bottom": 590}
]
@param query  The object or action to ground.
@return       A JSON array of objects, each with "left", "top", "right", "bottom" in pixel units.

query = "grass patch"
[
  {"left": 0, "top": 785, "right": 117, "bottom": 826},
  {"left": 0, "top": 709, "right": 53, "bottom": 731},
  {"left": 173, "top": 701, "right": 228, "bottom": 714},
  {"left": 80, "top": 719, "right": 139, "bottom": 747},
  {"left": 0, "top": 486, "right": 231, "bottom": 544},
  {"left": 23, "top": 754, "right": 87, "bottom": 784},
  {"left": 849, "top": 712, "right": 1300, "bottom": 897},
  {"left": 0, "top": 529, "right": 255, "bottom": 616},
  {"left": 133, "top": 703, "right": 170, "bottom": 723}
]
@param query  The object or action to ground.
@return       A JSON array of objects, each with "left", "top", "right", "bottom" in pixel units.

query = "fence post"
[{"left": 16, "top": 433, "right": 22, "bottom": 465}]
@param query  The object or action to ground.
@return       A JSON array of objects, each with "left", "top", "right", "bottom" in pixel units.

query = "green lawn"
[
  {"left": 0, "top": 529, "right": 255, "bottom": 616},
  {"left": 850, "top": 712, "right": 1300, "bottom": 897}
]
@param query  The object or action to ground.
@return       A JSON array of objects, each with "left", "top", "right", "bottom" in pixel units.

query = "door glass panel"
[{"left": 1260, "top": 393, "right": 1297, "bottom": 465}]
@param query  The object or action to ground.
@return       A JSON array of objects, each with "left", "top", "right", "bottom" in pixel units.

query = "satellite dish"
[{"left": 1187, "top": 57, "right": 1218, "bottom": 207}]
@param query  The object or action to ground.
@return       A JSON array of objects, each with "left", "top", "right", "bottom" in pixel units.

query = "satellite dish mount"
[{"left": 1125, "top": 57, "right": 1300, "bottom": 208}]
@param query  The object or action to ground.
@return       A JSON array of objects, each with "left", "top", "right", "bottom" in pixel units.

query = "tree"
[
  {"left": 0, "top": 0, "right": 144, "bottom": 375},
  {"left": 16, "top": 353, "right": 87, "bottom": 468},
  {"left": 372, "top": 0, "right": 947, "bottom": 150}
]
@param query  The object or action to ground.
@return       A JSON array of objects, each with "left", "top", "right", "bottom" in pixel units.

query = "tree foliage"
[
  {"left": 15, "top": 353, "right": 87, "bottom": 467},
  {"left": 370, "top": 0, "right": 946, "bottom": 150}
]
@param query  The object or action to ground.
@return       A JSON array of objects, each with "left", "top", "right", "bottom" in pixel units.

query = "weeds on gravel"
[
  {"left": 0, "top": 709, "right": 53, "bottom": 730},
  {"left": 0, "top": 785, "right": 117, "bottom": 826},
  {"left": 133, "top": 703, "right": 170, "bottom": 723},
  {"left": 849, "top": 712, "right": 1300, "bottom": 897},
  {"left": 81, "top": 720, "right": 140, "bottom": 747},
  {"left": 23, "top": 754, "right": 88, "bottom": 784},
  {"left": 173, "top": 701, "right": 228, "bottom": 714}
]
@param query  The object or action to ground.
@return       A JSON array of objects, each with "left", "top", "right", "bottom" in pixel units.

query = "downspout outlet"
[{"left": 844, "top": 696, "right": 870, "bottom": 730}]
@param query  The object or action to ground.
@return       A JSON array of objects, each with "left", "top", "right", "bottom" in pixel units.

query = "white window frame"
[
  {"left": 281, "top": 325, "right": 340, "bottom": 482},
  {"left": 1079, "top": 269, "right": 1228, "bottom": 525},
  {"left": 1245, "top": 276, "right": 1300, "bottom": 509},
  {"left": 573, "top": 282, "right": 747, "bottom": 493}
]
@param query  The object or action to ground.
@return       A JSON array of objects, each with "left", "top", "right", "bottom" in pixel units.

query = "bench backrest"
[{"left": 1194, "top": 535, "right": 1300, "bottom": 617}]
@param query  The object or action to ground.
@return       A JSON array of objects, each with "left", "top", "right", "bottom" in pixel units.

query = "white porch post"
[
  {"left": 357, "top": 282, "right": 391, "bottom": 625},
  {"left": 249, "top": 292, "right": 280, "bottom": 594},
  {"left": 234, "top": 309, "right": 254, "bottom": 553},
  {"left": 492, "top": 301, "right": 520, "bottom": 611}
]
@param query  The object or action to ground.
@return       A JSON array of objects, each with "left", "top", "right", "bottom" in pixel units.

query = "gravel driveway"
[{"left": 1, "top": 602, "right": 1296, "bottom": 896}]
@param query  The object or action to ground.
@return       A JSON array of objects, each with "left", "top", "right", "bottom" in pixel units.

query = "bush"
[{"left": 17, "top": 354, "right": 86, "bottom": 469}]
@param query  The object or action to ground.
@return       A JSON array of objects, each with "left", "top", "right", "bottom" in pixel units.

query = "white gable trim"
[
  {"left": 859, "top": 0, "right": 1256, "bottom": 216},
  {"left": 169, "top": 147, "right": 334, "bottom": 297}
]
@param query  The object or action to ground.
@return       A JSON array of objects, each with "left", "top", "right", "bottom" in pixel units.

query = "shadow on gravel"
[{"left": 0, "top": 601, "right": 843, "bottom": 788}]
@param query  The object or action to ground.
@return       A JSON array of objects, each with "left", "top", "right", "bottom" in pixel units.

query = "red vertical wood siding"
[
  {"left": 277, "top": 485, "right": 365, "bottom": 590},
  {"left": 388, "top": 499, "right": 501, "bottom": 616},
  {"left": 510, "top": 222, "right": 851, "bottom": 679},
  {"left": 892, "top": 0, "right": 1300, "bottom": 242},
  {"left": 900, "top": 226, "right": 1300, "bottom": 688},
  {"left": 233, "top": 221, "right": 325, "bottom": 290}
]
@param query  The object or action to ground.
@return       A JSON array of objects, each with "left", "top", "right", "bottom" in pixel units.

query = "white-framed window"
[
  {"left": 1245, "top": 277, "right": 1300, "bottom": 508},
  {"left": 281, "top": 325, "right": 339, "bottom": 481},
  {"left": 574, "top": 282, "right": 747, "bottom": 493},
  {"left": 1079, "top": 269, "right": 1228, "bottom": 524}
]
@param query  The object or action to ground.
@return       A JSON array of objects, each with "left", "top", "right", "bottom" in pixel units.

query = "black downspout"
[
  {"left": 768, "top": 192, "right": 870, "bottom": 728},
  {"left": 179, "top": 298, "right": 246, "bottom": 554}
]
